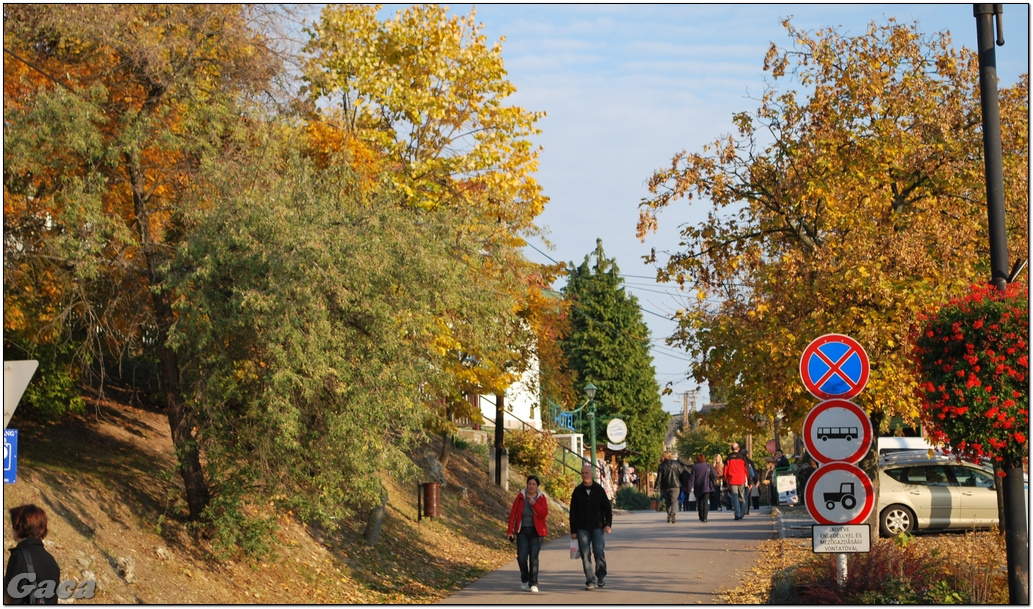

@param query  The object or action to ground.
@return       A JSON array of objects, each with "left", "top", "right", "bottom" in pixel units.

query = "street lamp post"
[{"left": 584, "top": 383, "right": 598, "bottom": 480}]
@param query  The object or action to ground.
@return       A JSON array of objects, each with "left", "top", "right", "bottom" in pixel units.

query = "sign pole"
[{"left": 837, "top": 553, "right": 847, "bottom": 587}]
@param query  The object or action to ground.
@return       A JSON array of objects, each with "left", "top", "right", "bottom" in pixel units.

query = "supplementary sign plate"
[{"left": 812, "top": 524, "right": 871, "bottom": 553}]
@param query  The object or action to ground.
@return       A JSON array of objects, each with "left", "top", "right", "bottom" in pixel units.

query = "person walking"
[
  {"left": 687, "top": 454, "right": 717, "bottom": 522},
  {"left": 506, "top": 475, "right": 548, "bottom": 593},
  {"left": 797, "top": 456, "right": 817, "bottom": 507},
  {"left": 570, "top": 464, "right": 612, "bottom": 590},
  {"left": 656, "top": 452, "right": 683, "bottom": 524},
  {"left": 741, "top": 450, "right": 759, "bottom": 516},
  {"left": 678, "top": 463, "right": 694, "bottom": 512},
  {"left": 710, "top": 454, "right": 725, "bottom": 512},
  {"left": 4, "top": 504, "right": 60, "bottom": 605},
  {"left": 724, "top": 443, "right": 749, "bottom": 520}
]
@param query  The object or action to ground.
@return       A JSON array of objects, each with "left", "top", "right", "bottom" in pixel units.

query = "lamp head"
[{"left": 584, "top": 382, "right": 598, "bottom": 400}]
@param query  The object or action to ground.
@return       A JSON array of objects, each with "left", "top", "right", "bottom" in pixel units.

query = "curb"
[{"left": 772, "top": 505, "right": 815, "bottom": 539}]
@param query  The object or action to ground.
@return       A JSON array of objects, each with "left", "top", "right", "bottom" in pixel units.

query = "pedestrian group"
[{"left": 505, "top": 442, "right": 765, "bottom": 594}]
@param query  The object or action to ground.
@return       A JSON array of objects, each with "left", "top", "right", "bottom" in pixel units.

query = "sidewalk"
[{"left": 442, "top": 506, "right": 779, "bottom": 604}]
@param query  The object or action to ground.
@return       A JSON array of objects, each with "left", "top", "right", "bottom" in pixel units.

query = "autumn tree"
[
  {"left": 638, "top": 18, "right": 1029, "bottom": 440},
  {"left": 301, "top": 4, "right": 561, "bottom": 465},
  {"left": 3, "top": 4, "right": 279, "bottom": 519},
  {"left": 166, "top": 128, "right": 497, "bottom": 551},
  {"left": 561, "top": 240, "right": 668, "bottom": 470}
]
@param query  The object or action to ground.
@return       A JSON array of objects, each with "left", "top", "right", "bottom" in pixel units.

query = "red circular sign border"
[
  {"left": 802, "top": 399, "right": 873, "bottom": 465},
  {"left": 804, "top": 462, "right": 875, "bottom": 525},
  {"left": 799, "top": 334, "right": 870, "bottom": 400}
]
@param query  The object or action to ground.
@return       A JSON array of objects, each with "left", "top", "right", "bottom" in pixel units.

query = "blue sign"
[
  {"left": 4, "top": 429, "right": 17, "bottom": 484},
  {"left": 799, "top": 334, "right": 870, "bottom": 400}
]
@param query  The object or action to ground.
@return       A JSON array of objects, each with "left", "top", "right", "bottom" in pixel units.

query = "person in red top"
[
  {"left": 507, "top": 475, "right": 549, "bottom": 592},
  {"left": 723, "top": 443, "right": 749, "bottom": 520}
]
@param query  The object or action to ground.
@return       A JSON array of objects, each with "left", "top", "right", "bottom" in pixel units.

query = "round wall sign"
[{"left": 606, "top": 418, "right": 628, "bottom": 444}]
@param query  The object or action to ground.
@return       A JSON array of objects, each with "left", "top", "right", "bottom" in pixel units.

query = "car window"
[
  {"left": 921, "top": 466, "right": 952, "bottom": 486},
  {"left": 884, "top": 467, "right": 908, "bottom": 483},
  {"left": 952, "top": 466, "right": 995, "bottom": 488}
]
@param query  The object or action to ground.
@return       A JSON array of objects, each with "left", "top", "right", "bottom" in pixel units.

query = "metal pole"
[
  {"left": 588, "top": 401, "right": 597, "bottom": 479},
  {"left": 494, "top": 393, "right": 505, "bottom": 486},
  {"left": 836, "top": 553, "right": 848, "bottom": 588},
  {"left": 974, "top": 4, "right": 1010, "bottom": 291},
  {"left": 974, "top": 5, "right": 1027, "bottom": 604}
]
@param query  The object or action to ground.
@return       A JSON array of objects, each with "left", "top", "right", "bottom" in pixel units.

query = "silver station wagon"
[{"left": 878, "top": 451, "right": 1000, "bottom": 537}]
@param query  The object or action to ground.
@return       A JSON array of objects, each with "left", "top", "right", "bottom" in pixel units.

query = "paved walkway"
[{"left": 443, "top": 506, "right": 779, "bottom": 604}]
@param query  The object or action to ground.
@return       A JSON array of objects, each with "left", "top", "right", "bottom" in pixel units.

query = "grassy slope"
[{"left": 2, "top": 390, "right": 568, "bottom": 603}]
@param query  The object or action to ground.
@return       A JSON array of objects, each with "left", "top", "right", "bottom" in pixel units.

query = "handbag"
[{"left": 569, "top": 537, "right": 581, "bottom": 560}]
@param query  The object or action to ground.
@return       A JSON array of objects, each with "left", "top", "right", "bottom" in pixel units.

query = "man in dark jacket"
[
  {"left": 570, "top": 464, "right": 613, "bottom": 590},
  {"left": 656, "top": 452, "right": 683, "bottom": 524}
]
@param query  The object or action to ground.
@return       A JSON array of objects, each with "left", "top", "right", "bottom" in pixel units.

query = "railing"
[{"left": 481, "top": 402, "right": 589, "bottom": 476}]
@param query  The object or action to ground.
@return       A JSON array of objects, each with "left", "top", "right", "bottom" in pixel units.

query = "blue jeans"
[
  {"left": 576, "top": 528, "right": 606, "bottom": 585},
  {"left": 729, "top": 484, "right": 745, "bottom": 518},
  {"left": 516, "top": 528, "right": 542, "bottom": 585}
]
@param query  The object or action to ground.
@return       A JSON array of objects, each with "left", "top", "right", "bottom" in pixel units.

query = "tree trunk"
[
  {"left": 363, "top": 487, "right": 388, "bottom": 546},
  {"left": 439, "top": 431, "right": 453, "bottom": 469},
  {"left": 863, "top": 411, "right": 884, "bottom": 535},
  {"left": 128, "top": 153, "right": 210, "bottom": 521},
  {"left": 154, "top": 293, "right": 210, "bottom": 520}
]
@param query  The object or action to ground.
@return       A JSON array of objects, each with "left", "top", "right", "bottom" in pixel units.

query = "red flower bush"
[{"left": 910, "top": 283, "right": 1029, "bottom": 465}]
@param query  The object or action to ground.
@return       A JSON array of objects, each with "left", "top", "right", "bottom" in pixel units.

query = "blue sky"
[{"left": 394, "top": 4, "right": 1030, "bottom": 413}]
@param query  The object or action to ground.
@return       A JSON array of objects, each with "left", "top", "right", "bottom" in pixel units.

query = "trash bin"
[{"left": 422, "top": 482, "right": 441, "bottom": 518}]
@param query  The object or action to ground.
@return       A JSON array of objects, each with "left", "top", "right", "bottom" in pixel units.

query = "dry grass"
[{"left": 2, "top": 394, "right": 568, "bottom": 604}]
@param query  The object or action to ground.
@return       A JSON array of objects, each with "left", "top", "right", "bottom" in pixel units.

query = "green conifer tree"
[{"left": 561, "top": 240, "right": 668, "bottom": 470}]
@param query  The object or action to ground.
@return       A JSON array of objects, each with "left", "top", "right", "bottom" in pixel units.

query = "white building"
[{"left": 476, "top": 357, "right": 541, "bottom": 431}]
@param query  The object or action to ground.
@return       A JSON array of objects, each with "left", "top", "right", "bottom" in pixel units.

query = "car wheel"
[{"left": 880, "top": 504, "right": 915, "bottom": 537}]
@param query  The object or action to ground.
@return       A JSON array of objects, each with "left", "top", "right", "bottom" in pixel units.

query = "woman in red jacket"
[{"left": 506, "top": 475, "right": 548, "bottom": 592}]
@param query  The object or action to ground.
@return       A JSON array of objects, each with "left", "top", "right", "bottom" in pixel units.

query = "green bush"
[
  {"left": 201, "top": 485, "right": 277, "bottom": 561},
  {"left": 4, "top": 340, "right": 86, "bottom": 421},
  {"left": 615, "top": 486, "right": 651, "bottom": 510},
  {"left": 542, "top": 451, "right": 581, "bottom": 502},
  {"left": 505, "top": 429, "right": 558, "bottom": 473}
]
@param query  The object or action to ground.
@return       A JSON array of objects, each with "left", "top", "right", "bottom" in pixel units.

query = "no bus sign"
[
  {"left": 799, "top": 334, "right": 870, "bottom": 400},
  {"left": 802, "top": 399, "right": 873, "bottom": 465}
]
